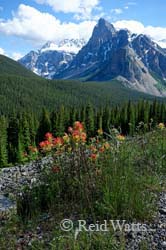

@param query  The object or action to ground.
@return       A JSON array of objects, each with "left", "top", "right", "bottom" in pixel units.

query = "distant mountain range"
[{"left": 19, "top": 18, "right": 166, "bottom": 97}]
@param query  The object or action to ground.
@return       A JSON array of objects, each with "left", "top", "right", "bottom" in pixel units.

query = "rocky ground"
[
  {"left": 125, "top": 192, "right": 166, "bottom": 249},
  {"left": 0, "top": 157, "right": 53, "bottom": 218},
  {"left": 10, "top": 192, "right": 166, "bottom": 249},
  {"left": 0, "top": 159, "right": 165, "bottom": 249}
]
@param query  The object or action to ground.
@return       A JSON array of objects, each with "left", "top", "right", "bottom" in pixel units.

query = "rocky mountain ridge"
[{"left": 19, "top": 39, "right": 86, "bottom": 79}]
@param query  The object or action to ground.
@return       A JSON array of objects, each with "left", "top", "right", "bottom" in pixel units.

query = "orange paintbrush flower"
[
  {"left": 45, "top": 132, "right": 53, "bottom": 140},
  {"left": 90, "top": 153, "right": 98, "bottom": 160},
  {"left": 116, "top": 134, "right": 125, "bottom": 141},
  {"left": 74, "top": 121, "right": 84, "bottom": 132},
  {"left": 53, "top": 137, "right": 64, "bottom": 146}
]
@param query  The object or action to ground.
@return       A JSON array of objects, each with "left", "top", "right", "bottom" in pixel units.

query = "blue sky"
[{"left": 0, "top": 0, "right": 166, "bottom": 59}]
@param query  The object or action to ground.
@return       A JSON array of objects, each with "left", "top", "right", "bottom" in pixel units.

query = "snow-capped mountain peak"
[
  {"left": 40, "top": 39, "right": 86, "bottom": 54},
  {"left": 19, "top": 38, "right": 87, "bottom": 79}
]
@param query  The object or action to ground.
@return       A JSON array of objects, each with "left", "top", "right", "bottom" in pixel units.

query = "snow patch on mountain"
[{"left": 40, "top": 39, "right": 86, "bottom": 54}]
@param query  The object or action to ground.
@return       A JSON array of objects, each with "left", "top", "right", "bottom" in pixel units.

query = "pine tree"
[
  {"left": 70, "top": 107, "right": 77, "bottom": 126},
  {"left": 7, "top": 117, "right": 19, "bottom": 163},
  {"left": 120, "top": 104, "right": 128, "bottom": 134},
  {"left": 36, "top": 108, "right": 51, "bottom": 143},
  {"left": 85, "top": 103, "right": 95, "bottom": 137},
  {"left": 50, "top": 111, "right": 58, "bottom": 136},
  {"left": 102, "top": 105, "right": 111, "bottom": 133},
  {"left": 0, "top": 116, "right": 8, "bottom": 167},
  {"left": 28, "top": 113, "right": 38, "bottom": 146},
  {"left": 128, "top": 101, "right": 136, "bottom": 135},
  {"left": 80, "top": 107, "right": 86, "bottom": 125},
  {"left": 20, "top": 113, "right": 31, "bottom": 153},
  {"left": 96, "top": 111, "right": 103, "bottom": 131},
  {"left": 56, "top": 105, "right": 65, "bottom": 136}
]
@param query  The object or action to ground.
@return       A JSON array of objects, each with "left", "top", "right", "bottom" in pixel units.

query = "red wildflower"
[
  {"left": 29, "top": 146, "right": 38, "bottom": 153},
  {"left": 44, "top": 140, "right": 51, "bottom": 146},
  {"left": 45, "top": 132, "right": 53, "bottom": 141},
  {"left": 99, "top": 147, "right": 105, "bottom": 153},
  {"left": 90, "top": 153, "right": 98, "bottom": 160},
  {"left": 81, "top": 132, "right": 87, "bottom": 142},
  {"left": 52, "top": 166, "right": 60, "bottom": 173},
  {"left": 72, "top": 130, "right": 80, "bottom": 142},
  {"left": 74, "top": 121, "right": 84, "bottom": 132},
  {"left": 53, "top": 137, "right": 64, "bottom": 146},
  {"left": 39, "top": 141, "right": 46, "bottom": 148},
  {"left": 90, "top": 146, "right": 97, "bottom": 153}
]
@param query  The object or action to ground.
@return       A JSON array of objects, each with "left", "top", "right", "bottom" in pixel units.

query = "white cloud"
[
  {"left": 0, "top": 48, "right": 22, "bottom": 60},
  {"left": 114, "top": 20, "right": 144, "bottom": 33},
  {"left": 12, "top": 52, "right": 23, "bottom": 60},
  {"left": 0, "top": 4, "right": 96, "bottom": 44},
  {"left": 114, "top": 20, "right": 166, "bottom": 47},
  {"left": 74, "top": 10, "right": 106, "bottom": 21},
  {"left": 0, "top": 47, "right": 5, "bottom": 55},
  {"left": 111, "top": 8, "right": 123, "bottom": 15},
  {"left": 127, "top": 1, "right": 137, "bottom": 5},
  {"left": 34, "top": 0, "right": 100, "bottom": 19}
]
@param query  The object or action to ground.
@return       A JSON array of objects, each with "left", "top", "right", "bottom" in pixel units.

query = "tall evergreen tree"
[
  {"left": 20, "top": 113, "right": 31, "bottom": 153},
  {"left": 0, "top": 116, "right": 8, "bottom": 167},
  {"left": 102, "top": 105, "right": 111, "bottom": 133},
  {"left": 56, "top": 105, "right": 66, "bottom": 136},
  {"left": 127, "top": 101, "right": 136, "bottom": 135},
  {"left": 7, "top": 117, "right": 19, "bottom": 163},
  {"left": 36, "top": 108, "right": 51, "bottom": 143},
  {"left": 85, "top": 103, "right": 95, "bottom": 137}
]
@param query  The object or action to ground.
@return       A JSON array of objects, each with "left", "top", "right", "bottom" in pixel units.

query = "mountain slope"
[
  {"left": 0, "top": 54, "right": 163, "bottom": 115},
  {"left": 131, "top": 34, "right": 166, "bottom": 79},
  {"left": 0, "top": 55, "right": 37, "bottom": 78},
  {"left": 0, "top": 76, "right": 164, "bottom": 116},
  {"left": 19, "top": 50, "right": 75, "bottom": 79}
]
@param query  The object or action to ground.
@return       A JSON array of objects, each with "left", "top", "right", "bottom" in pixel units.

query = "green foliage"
[
  {"left": 0, "top": 116, "right": 8, "bottom": 166},
  {"left": 36, "top": 109, "right": 51, "bottom": 143},
  {"left": 0, "top": 74, "right": 164, "bottom": 116},
  {"left": 12, "top": 127, "right": 165, "bottom": 249},
  {"left": 0, "top": 99, "right": 166, "bottom": 167},
  {"left": 7, "top": 117, "right": 20, "bottom": 163},
  {"left": 85, "top": 103, "right": 95, "bottom": 137},
  {"left": 0, "top": 55, "right": 37, "bottom": 78}
]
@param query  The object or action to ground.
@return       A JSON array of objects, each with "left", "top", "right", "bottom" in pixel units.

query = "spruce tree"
[
  {"left": 85, "top": 103, "right": 95, "bottom": 137},
  {"left": 7, "top": 117, "right": 19, "bottom": 163},
  {"left": 20, "top": 113, "right": 31, "bottom": 153},
  {"left": 128, "top": 101, "right": 136, "bottom": 135},
  {"left": 56, "top": 105, "right": 65, "bottom": 136},
  {"left": 36, "top": 108, "right": 51, "bottom": 143},
  {"left": 0, "top": 116, "right": 8, "bottom": 167}
]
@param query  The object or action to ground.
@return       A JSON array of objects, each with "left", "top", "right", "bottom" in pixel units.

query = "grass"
[{"left": 0, "top": 123, "right": 166, "bottom": 249}]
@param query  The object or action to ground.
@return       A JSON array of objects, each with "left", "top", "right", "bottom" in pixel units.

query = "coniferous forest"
[{"left": 0, "top": 100, "right": 166, "bottom": 167}]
